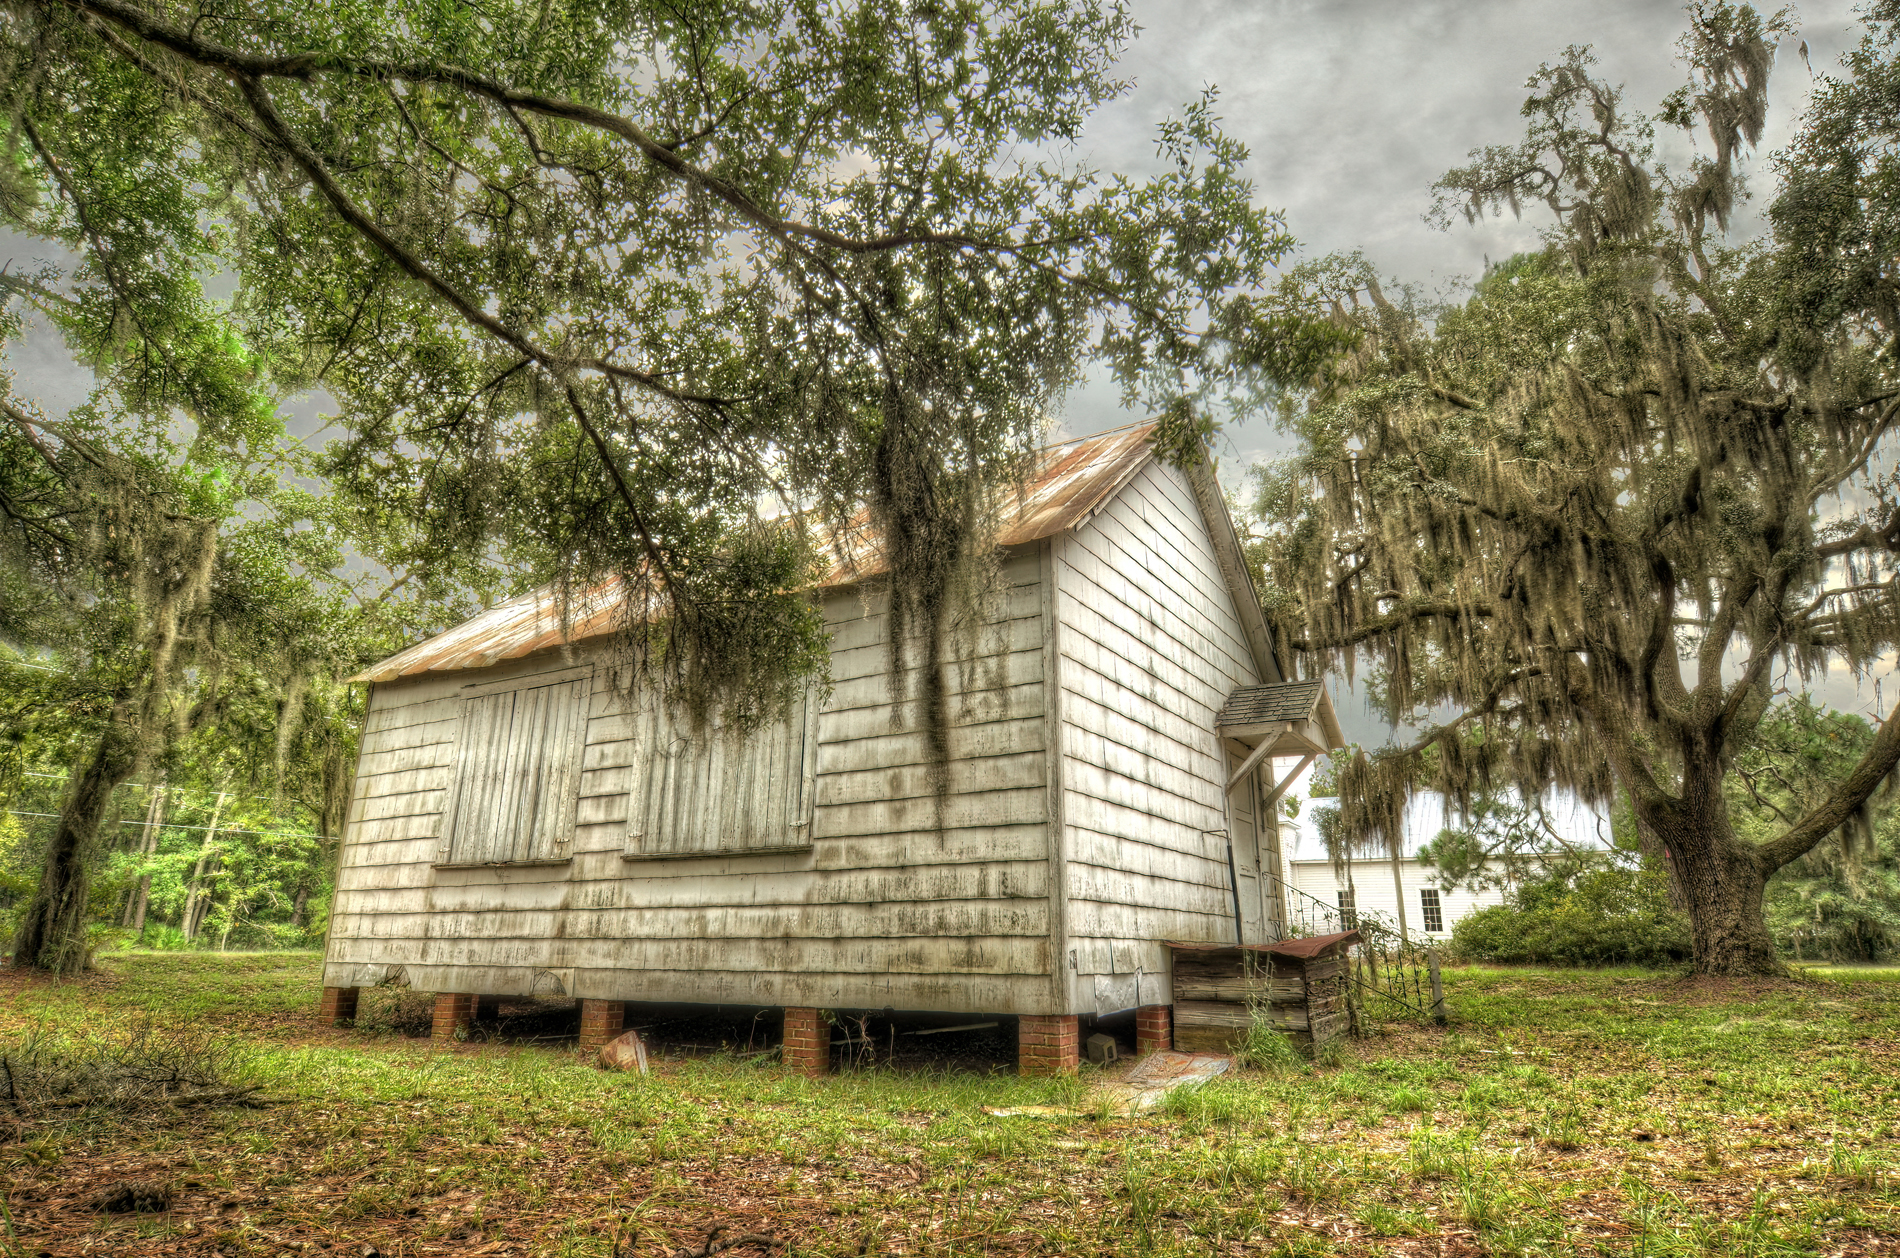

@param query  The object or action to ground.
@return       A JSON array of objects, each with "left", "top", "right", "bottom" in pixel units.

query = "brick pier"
[
  {"left": 782, "top": 1006, "right": 828, "bottom": 1077},
  {"left": 1017, "top": 1013, "right": 1080, "bottom": 1075},
  {"left": 318, "top": 986, "right": 359, "bottom": 1026},
  {"left": 1135, "top": 1004, "right": 1172, "bottom": 1055},
  {"left": 431, "top": 993, "right": 475, "bottom": 1045},
  {"left": 579, "top": 999, "right": 626, "bottom": 1060}
]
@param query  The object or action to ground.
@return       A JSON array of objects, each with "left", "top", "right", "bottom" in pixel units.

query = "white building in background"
[
  {"left": 1266, "top": 784, "right": 1604, "bottom": 942},
  {"left": 1280, "top": 829, "right": 1508, "bottom": 942}
]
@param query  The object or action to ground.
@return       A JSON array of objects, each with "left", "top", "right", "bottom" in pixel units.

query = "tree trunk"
[
  {"left": 11, "top": 727, "right": 140, "bottom": 973},
  {"left": 1388, "top": 848, "right": 1410, "bottom": 944},
  {"left": 180, "top": 789, "right": 229, "bottom": 942},
  {"left": 290, "top": 880, "right": 310, "bottom": 930},
  {"left": 1648, "top": 789, "right": 1781, "bottom": 976},
  {"left": 124, "top": 781, "right": 166, "bottom": 931}
]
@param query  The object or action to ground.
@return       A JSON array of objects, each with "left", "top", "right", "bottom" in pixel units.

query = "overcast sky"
[
  {"left": 5, "top": 0, "right": 1887, "bottom": 748},
  {"left": 1056, "top": 0, "right": 1866, "bottom": 460},
  {"left": 1042, "top": 0, "right": 1881, "bottom": 747}
]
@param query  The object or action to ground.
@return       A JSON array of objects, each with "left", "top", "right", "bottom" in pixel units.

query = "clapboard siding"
[
  {"left": 1055, "top": 460, "right": 1264, "bottom": 1013},
  {"left": 325, "top": 548, "right": 1059, "bottom": 1013},
  {"left": 322, "top": 452, "right": 1315, "bottom": 1019}
]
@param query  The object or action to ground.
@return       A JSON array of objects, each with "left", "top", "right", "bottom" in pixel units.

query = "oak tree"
[{"left": 1253, "top": 5, "right": 1900, "bottom": 974}]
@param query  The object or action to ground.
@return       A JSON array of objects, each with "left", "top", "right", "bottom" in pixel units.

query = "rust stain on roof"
[{"left": 351, "top": 422, "right": 1158, "bottom": 684}]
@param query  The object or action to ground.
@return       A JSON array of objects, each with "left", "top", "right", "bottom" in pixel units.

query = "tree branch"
[
  {"left": 1757, "top": 702, "right": 1900, "bottom": 873},
  {"left": 1288, "top": 599, "right": 1494, "bottom": 652}
]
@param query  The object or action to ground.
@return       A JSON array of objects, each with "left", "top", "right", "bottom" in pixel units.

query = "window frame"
[
  {"left": 433, "top": 665, "right": 593, "bottom": 870},
  {"left": 1419, "top": 886, "right": 1444, "bottom": 934},
  {"left": 1336, "top": 889, "right": 1358, "bottom": 931},
  {"left": 620, "top": 687, "right": 821, "bottom": 861}
]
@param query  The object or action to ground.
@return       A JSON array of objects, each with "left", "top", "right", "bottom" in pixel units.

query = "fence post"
[
  {"left": 1346, "top": 948, "right": 1367, "bottom": 1038},
  {"left": 1427, "top": 949, "right": 1447, "bottom": 1027}
]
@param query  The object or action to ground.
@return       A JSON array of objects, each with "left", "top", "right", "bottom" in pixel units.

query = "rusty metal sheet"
[
  {"left": 817, "top": 421, "right": 1157, "bottom": 586},
  {"left": 351, "top": 422, "right": 1158, "bottom": 684},
  {"left": 348, "top": 580, "right": 628, "bottom": 684}
]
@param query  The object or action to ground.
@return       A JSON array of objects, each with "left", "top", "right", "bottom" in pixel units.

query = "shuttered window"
[
  {"left": 438, "top": 676, "right": 590, "bottom": 866},
  {"left": 624, "top": 691, "right": 818, "bottom": 859}
]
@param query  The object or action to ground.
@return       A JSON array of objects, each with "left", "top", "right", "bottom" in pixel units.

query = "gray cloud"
[
  {"left": 1047, "top": 0, "right": 1878, "bottom": 743},
  {"left": 1059, "top": 0, "right": 1865, "bottom": 467}
]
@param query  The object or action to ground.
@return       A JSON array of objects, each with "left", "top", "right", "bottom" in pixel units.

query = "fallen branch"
[{"left": 669, "top": 1222, "right": 786, "bottom": 1257}]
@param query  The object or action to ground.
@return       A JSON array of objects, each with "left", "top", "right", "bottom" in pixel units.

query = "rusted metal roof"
[
  {"left": 350, "top": 580, "right": 629, "bottom": 683},
  {"left": 351, "top": 423, "right": 1159, "bottom": 684},
  {"left": 815, "top": 421, "right": 1157, "bottom": 586}
]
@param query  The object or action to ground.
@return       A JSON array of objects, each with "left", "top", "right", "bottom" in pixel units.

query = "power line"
[
  {"left": 4, "top": 810, "right": 322, "bottom": 840},
  {"left": 20, "top": 771, "right": 298, "bottom": 809}
]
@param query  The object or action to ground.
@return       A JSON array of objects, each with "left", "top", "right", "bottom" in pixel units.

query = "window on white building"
[
  {"left": 1420, "top": 887, "right": 1444, "bottom": 933},
  {"left": 1337, "top": 890, "right": 1358, "bottom": 930}
]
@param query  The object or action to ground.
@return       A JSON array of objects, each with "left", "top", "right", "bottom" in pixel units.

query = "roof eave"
[{"left": 1182, "top": 450, "right": 1283, "bottom": 687}]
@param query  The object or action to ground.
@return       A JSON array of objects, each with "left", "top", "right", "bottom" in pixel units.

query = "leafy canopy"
[{"left": 5, "top": 0, "right": 1320, "bottom": 731}]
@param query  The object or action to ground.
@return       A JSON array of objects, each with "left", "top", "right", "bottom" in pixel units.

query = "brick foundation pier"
[
  {"left": 318, "top": 986, "right": 359, "bottom": 1026},
  {"left": 1018, "top": 1014, "right": 1080, "bottom": 1075},
  {"left": 1135, "top": 1004, "right": 1172, "bottom": 1055},
  {"left": 579, "top": 999, "right": 626, "bottom": 1059},
  {"left": 782, "top": 1007, "right": 828, "bottom": 1077},
  {"left": 432, "top": 993, "right": 475, "bottom": 1045}
]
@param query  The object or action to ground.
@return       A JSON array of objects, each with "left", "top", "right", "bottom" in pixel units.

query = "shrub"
[{"left": 1449, "top": 861, "right": 1691, "bottom": 966}]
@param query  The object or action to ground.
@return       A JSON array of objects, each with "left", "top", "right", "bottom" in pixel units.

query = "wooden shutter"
[
  {"left": 439, "top": 675, "right": 589, "bottom": 865},
  {"left": 624, "top": 689, "right": 816, "bottom": 858}
]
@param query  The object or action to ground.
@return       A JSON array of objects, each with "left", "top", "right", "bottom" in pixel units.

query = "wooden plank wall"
[
  {"left": 323, "top": 549, "right": 1056, "bottom": 1013},
  {"left": 1051, "top": 459, "right": 1265, "bottom": 1016}
]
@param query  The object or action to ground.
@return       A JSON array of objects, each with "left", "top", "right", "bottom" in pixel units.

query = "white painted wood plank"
[
  {"left": 1065, "top": 825, "right": 1228, "bottom": 884},
  {"left": 567, "top": 967, "right": 1057, "bottom": 1013},
  {"left": 570, "top": 859, "right": 1047, "bottom": 906},
  {"left": 362, "top": 696, "right": 463, "bottom": 738},
  {"left": 1056, "top": 546, "right": 1242, "bottom": 706},
  {"left": 1066, "top": 862, "right": 1228, "bottom": 913},
  {"left": 1062, "top": 759, "right": 1220, "bottom": 832},
  {"left": 815, "top": 750, "right": 1048, "bottom": 808},
  {"left": 332, "top": 899, "right": 1050, "bottom": 944},
  {"left": 538, "top": 933, "right": 1051, "bottom": 976},
  {"left": 821, "top": 654, "right": 1043, "bottom": 714},
  {"left": 811, "top": 825, "right": 1051, "bottom": 870},
  {"left": 814, "top": 717, "right": 1044, "bottom": 774},
  {"left": 812, "top": 787, "right": 1046, "bottom": 837},
  {"left": 348, "top": 790, "right": 448, "bottom": 825},
  {"left": 353, "top": 764, "right": 457, "bottom": 801}
]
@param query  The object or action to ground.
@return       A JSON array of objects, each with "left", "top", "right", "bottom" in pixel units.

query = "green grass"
[{"left": 2, "top": 955, "right": 1898, "bottom": 1256}]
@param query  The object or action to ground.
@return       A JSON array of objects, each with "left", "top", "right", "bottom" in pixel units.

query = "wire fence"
[{"left": 1266, "top": 875, "right": 1447, "bottom": 1030}]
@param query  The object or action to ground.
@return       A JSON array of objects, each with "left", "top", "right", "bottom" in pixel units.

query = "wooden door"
[{"left": 1226, "top": 750, "right": 1268, "bottom": 944}]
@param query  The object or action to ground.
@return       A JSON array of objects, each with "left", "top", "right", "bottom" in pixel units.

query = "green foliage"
[
  {"left": 1449, "top": 858, "right": 1692, "bottom": 967},
  {"left": 3, "top": 0, "right": 1323, "bottom": 737},
  {"left": 1416, "top": 782, "right": 1575, "bottom": 893},
  {"left": 1731, "top": 699, "right": 1900, "bottom": 962}
]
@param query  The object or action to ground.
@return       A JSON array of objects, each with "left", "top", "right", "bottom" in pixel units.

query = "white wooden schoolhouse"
[{"left": 317, "top": 423, "right": 1344, "bottom": 1073}]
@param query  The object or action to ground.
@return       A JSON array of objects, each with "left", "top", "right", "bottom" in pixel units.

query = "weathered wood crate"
[{"left": 1166, "top": 930, "right": 1359, "bottom": 1056}]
